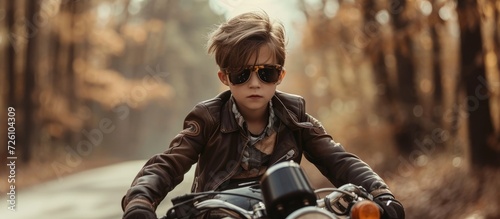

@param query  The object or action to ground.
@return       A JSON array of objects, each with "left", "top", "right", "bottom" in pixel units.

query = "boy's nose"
[{"left": 247, "top": 71, "right": 261, "bottom": 87}]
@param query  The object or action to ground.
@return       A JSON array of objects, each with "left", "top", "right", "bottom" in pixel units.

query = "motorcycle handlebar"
[{"left": 161, "top": 184, "right": 381, "bottom": 219}]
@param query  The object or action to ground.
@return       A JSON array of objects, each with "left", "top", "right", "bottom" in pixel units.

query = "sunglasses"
[{"left": 224, "top": 65, "right": 283, "bottom": 85}]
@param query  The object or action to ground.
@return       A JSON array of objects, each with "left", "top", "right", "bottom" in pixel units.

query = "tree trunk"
[
  {"left": 361, "top": 0, "right": 397, "bottom": 122},
  {"left": 6, "top": 0, "right": 16, "bottom": 107},
  {"left": 492, "top": 0, "right": 500, "bottom": 136},
  {"left": 20, "top": 0, "right": 40, "bottom": 162},
  {"left": 1, "top": 0, "right": 17, "bottom": 164},
  {"left": 457, "top": 0, "right": 500, "bottom": 168},
  {"left": 390, "top": 0, "right": 424, "bottom": 154},
  {"left": 62, "top": 0, "right": 78, "bottom": 145},
  {"left": 430, "top": 18, "right": 444, "bottom": 127}
]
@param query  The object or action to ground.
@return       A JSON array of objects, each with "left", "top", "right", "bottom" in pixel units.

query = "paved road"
[{"left": 0, "top": 160, "right": 195, "bottom": 219}]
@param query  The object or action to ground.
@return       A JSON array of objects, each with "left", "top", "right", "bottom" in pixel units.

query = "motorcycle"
[{"left": 160, "top": 161, "right": 381, "bottom": 219}]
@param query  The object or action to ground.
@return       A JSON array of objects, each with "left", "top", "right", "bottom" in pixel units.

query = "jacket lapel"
[{"left": 219, "top": 91, "right": 240, "bottom": 133}]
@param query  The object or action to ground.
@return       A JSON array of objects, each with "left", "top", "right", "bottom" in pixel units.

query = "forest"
[{"left": 1, "top": 0, "right": 499, "bottom": 218}]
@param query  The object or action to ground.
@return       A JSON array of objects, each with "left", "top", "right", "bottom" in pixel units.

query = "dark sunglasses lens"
[
  {"left": 258, "top": 67, "right": 280, "bottom": 83},
  {"left": 229, "top": 69, "right": 251, "bottom": 85}
]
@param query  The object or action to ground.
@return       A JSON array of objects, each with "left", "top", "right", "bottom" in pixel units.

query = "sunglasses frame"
[{"left": 223, "top": 64, "right": 283, "bottom": 85}]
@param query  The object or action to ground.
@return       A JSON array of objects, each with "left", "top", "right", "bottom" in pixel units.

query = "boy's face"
[{"left": 218, "top": 45, "right": 285, "bottom": 117}]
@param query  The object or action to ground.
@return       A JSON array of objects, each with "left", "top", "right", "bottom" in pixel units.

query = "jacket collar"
[
  {"left": 220, "top": 92, "right": 240, "bottom": 133},
  {"left": 271, "top": 91, "right": 303, "bottom": 130}
]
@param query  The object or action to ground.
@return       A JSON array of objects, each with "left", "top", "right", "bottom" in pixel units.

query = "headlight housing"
[
  {"left": 286, "top": 206, "right": 337, "bottom": 219},
  {"left": 260, "top": 161, "right": 317, "bottom": 219}
]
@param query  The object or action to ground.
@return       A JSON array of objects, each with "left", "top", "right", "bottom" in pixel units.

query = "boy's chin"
[{"left": 238, "top": 102, "right": 268, "bottom": 111}]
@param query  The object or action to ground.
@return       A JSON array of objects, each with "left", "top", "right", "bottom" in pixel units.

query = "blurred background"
[{"left": 1, "top": 0, "right": 500, "bottom": 218}]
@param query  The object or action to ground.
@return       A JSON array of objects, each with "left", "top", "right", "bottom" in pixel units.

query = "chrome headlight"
[{"left": 286, "top": 206, "right": 337, "bottom": 219}]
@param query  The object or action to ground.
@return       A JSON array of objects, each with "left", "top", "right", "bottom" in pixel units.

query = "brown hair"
[{"left": 207, "top": 11, "right": 286, "bottom": 70}]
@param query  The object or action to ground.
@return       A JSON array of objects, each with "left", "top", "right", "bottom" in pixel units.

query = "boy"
[{"left": 122, "top": 11, "right": 405, "bottom": 219}]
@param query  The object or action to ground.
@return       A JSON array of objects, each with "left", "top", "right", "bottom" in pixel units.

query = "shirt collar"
[{"left": 231, "top": 96, "right": 275, "bottom": 137}]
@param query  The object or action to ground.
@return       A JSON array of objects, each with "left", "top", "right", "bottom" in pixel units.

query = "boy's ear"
[
  {"left": 218, "top": 70, "right": 230, "bottom": 86},
  {"left": 276, "top": 69, "right": 286, "bottom": 85}
]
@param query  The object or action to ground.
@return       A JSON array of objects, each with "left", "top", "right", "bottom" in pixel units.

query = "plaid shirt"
[{"left": 231, "top": 96, "right": 278, "bottom": 179}]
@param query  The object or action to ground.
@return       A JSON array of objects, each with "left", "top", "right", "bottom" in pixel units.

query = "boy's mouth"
[{"left": 247, "top": 94, "right": 263, "bottom": 98}]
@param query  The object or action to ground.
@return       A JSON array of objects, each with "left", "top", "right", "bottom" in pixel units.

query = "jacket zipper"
[
  {"left": 272, "top": 149, "right": 295, "bottom": 165},
  {"left": 192, "top": 176, "right": 199, "bottom": 192},
  {"left": 212, "top": 148, "right": 295, "bottom": 191},
  {"left": 211, "top": 137, "right": 249, "bottom": 190},
  {"left": 270, "top": 122, "right": 296, "bottom": 166},
  {"left": 211, "top": 135, "right": 296, "bottom": 190}
]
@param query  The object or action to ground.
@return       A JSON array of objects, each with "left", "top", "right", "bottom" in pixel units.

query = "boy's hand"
[
  {"left": 373, "top": 194, "right": 405, "bottom": 219},
  {"left": 123, "top": 205, "right": 156, "bottom": 219}
]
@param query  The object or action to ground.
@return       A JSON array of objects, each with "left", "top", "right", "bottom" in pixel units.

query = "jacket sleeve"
[
  {"left": 121, "top": 103, "right": 214, "bottom": 212},
  {"left": 300, "top": 111, "right": 391, "bottom": 196}
]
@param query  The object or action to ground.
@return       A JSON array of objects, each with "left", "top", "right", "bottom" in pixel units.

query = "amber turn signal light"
[{"left": 350, "top": 200, "right": 381, "bottom": 219}]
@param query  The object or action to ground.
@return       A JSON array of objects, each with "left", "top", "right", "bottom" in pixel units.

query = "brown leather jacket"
[{"left": 122, "top": 90, "right": 392, "bottom": 212}]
